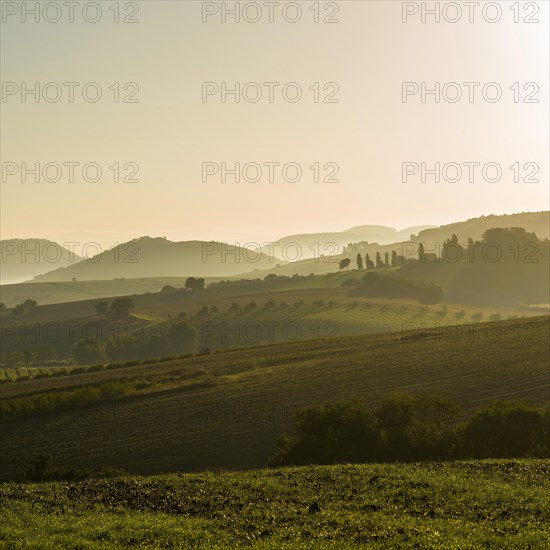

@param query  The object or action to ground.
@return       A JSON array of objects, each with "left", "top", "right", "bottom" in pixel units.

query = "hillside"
[
  {"left": 245, "top": 211, "right": 550, "bottom": 278},
  {"left": 262, "top": 224, "right": 436, "bottom": 258},
  {"left": 0, "top": 239, "right": 83, "bottom": 284},
  {"left": 2, "top": 460, "right": 549, "bottom": 548},
  {"left": 413, "top": 211, "right": 550, "bottom": 244},
  {"left": 0, "top": 276, "right": 237, "bottom": 308},
  {"left": 31, "top": 237, "right": 283, "bottom": 282},
  {"left": 0, "top": 271, "right": 539, "bottom": 359},
  {"left": 7, "top": 212, "right": 547, "bottom": 284},
  {"left": 1, "top": 316, "right": 548, "bottom": 480}
]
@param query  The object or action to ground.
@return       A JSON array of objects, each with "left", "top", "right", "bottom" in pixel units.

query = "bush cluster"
[{"left": 270, "top": 393, "right": 550, "bottom": 466}]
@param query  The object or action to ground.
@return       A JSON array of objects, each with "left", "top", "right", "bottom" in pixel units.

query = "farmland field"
[
  {"left": 1, "top": 275, "right": 540, "bottom": 360},
  {"left": 1, "top": 460, "right": 549, "bottom": 549},
  {"left": 0, "top": 316, "right": 548, "bottom": 481}
]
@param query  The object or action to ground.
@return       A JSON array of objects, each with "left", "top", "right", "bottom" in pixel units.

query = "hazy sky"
[{"left": 1, "top": 0, "right": 548, "bottom": 248}]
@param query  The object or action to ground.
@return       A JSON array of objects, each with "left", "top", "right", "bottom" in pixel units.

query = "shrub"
[
  {"left": 350, "top": 271, "right": 444, "bottom": 305},
  {"left": 18, "top": 453, "right": 127, "bottom": 482},
  {"left": 457, "top": 401, "right": 548, "bottom": 458}
]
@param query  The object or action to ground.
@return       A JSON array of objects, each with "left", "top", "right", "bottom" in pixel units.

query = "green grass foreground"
[{"left": 1, "top": 460, "right": 549, "bottom": 549}]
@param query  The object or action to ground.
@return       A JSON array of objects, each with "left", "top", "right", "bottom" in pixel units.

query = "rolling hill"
[
  {"left": 246, "top": 211, "right": 550, "bottom": 278},
  {"left": 31, "top": 237, "right": 283, "bottom": 282},
  {"left": 0, "top": 239, "right": 83, "bottom": 284},
  {"left": 0, "top": 269, "right": 539, "bottom": 360},
  {"left": 262, "top": 224, "right": 436, "bottom": 258},
  {"left": 413, "top": 211, "right": 550, "bottom": 245},
  {"left": 1, "top": 316, "right": 548, "bottom": 480},
  {"left": 0, "top": 276, "right": 238, "bottom": 308},
  {"left": 5, "top": 212, "right": 547, "bottom": 284}
]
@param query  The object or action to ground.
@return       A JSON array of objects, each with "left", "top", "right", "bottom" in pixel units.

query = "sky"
[{"left": 1, "top": 0, "right": 549, "bottom": 249}]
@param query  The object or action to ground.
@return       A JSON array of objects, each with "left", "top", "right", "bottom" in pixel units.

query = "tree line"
[{"left": 270, "top": 393, "right": 550, "bottom": 466}]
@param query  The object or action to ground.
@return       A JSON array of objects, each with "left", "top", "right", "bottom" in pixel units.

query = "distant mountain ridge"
[
  {"left": 262, "top": 225, "right": 436, "bottom": 257},
  {"left": 412, "top": 212, "right": 550, "bottom": 244},
  {"left": 5, "top": 212, "right": 549, "bottom": 283},
  {"left": 0, "top": 239, "right": 82, "bottom": 284},
  {"left": 241, "top": 211, "right": 550, "bottom": 278},
  {"left": 31, "top": 237, "right": 283, "bottom": 282}
]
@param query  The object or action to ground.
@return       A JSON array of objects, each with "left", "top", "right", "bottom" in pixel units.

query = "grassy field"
[
  {"left": 0, "top": 316, "right": 548, "bottom": 480},
  {"left": 1, "top": 460, "right": 549, "bottom": 548}
]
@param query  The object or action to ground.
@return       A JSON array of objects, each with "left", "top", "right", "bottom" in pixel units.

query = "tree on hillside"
[
  {"left": 365, "top": 254, "right": 374, "bottom": 270},
  {"left": 356, "top": 253, "right": 363, "bottom": 270},
  {"left": 185, "top": 277, "right": 205, "bottom": 292},
  {"left": 418, "top": 243, "right": 425, "bottom": 262},
  {"left": 167, "top": 321, "right": 197, "bottom": 354},
  {"left": 458, "top": 401, "right": 547, "bottom": 458},
  {"left": 197, "top": 305, "right": 209, "bottom": 316},
  {"left": 11, "top": 299, "right": 37, "bottom": 316},
  {"left": 384, "top": 252, "right": 390, "bottom": 268},
  {"left": 375, "top": 393, "right": 459, "bottom": 460},
  {"left": 375, "top": 252, "right": 383, "bottom": 269},
  {"left": 71, "top": 338, "right": 105, "bottom": 365},
  {"left": 95, "top": 301, "right": 109, "bottom": 315},
  {"left": 18, "top": 453, "right": 53, "bottom": 482},
  {"left": 339, "top": 258, "right": 351, "bottom": 270},
  {"left": 269, "top": 398, "right": 378, "bottom": 466},
  {"left": 110, "top": 297, "right": 134, "bottom": 316},
  {"left": 391, "top": 250, "right": 397, "bottom": 267},
  {"left": 161, "top": 285, "right": 177, "bottom": 293}
]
